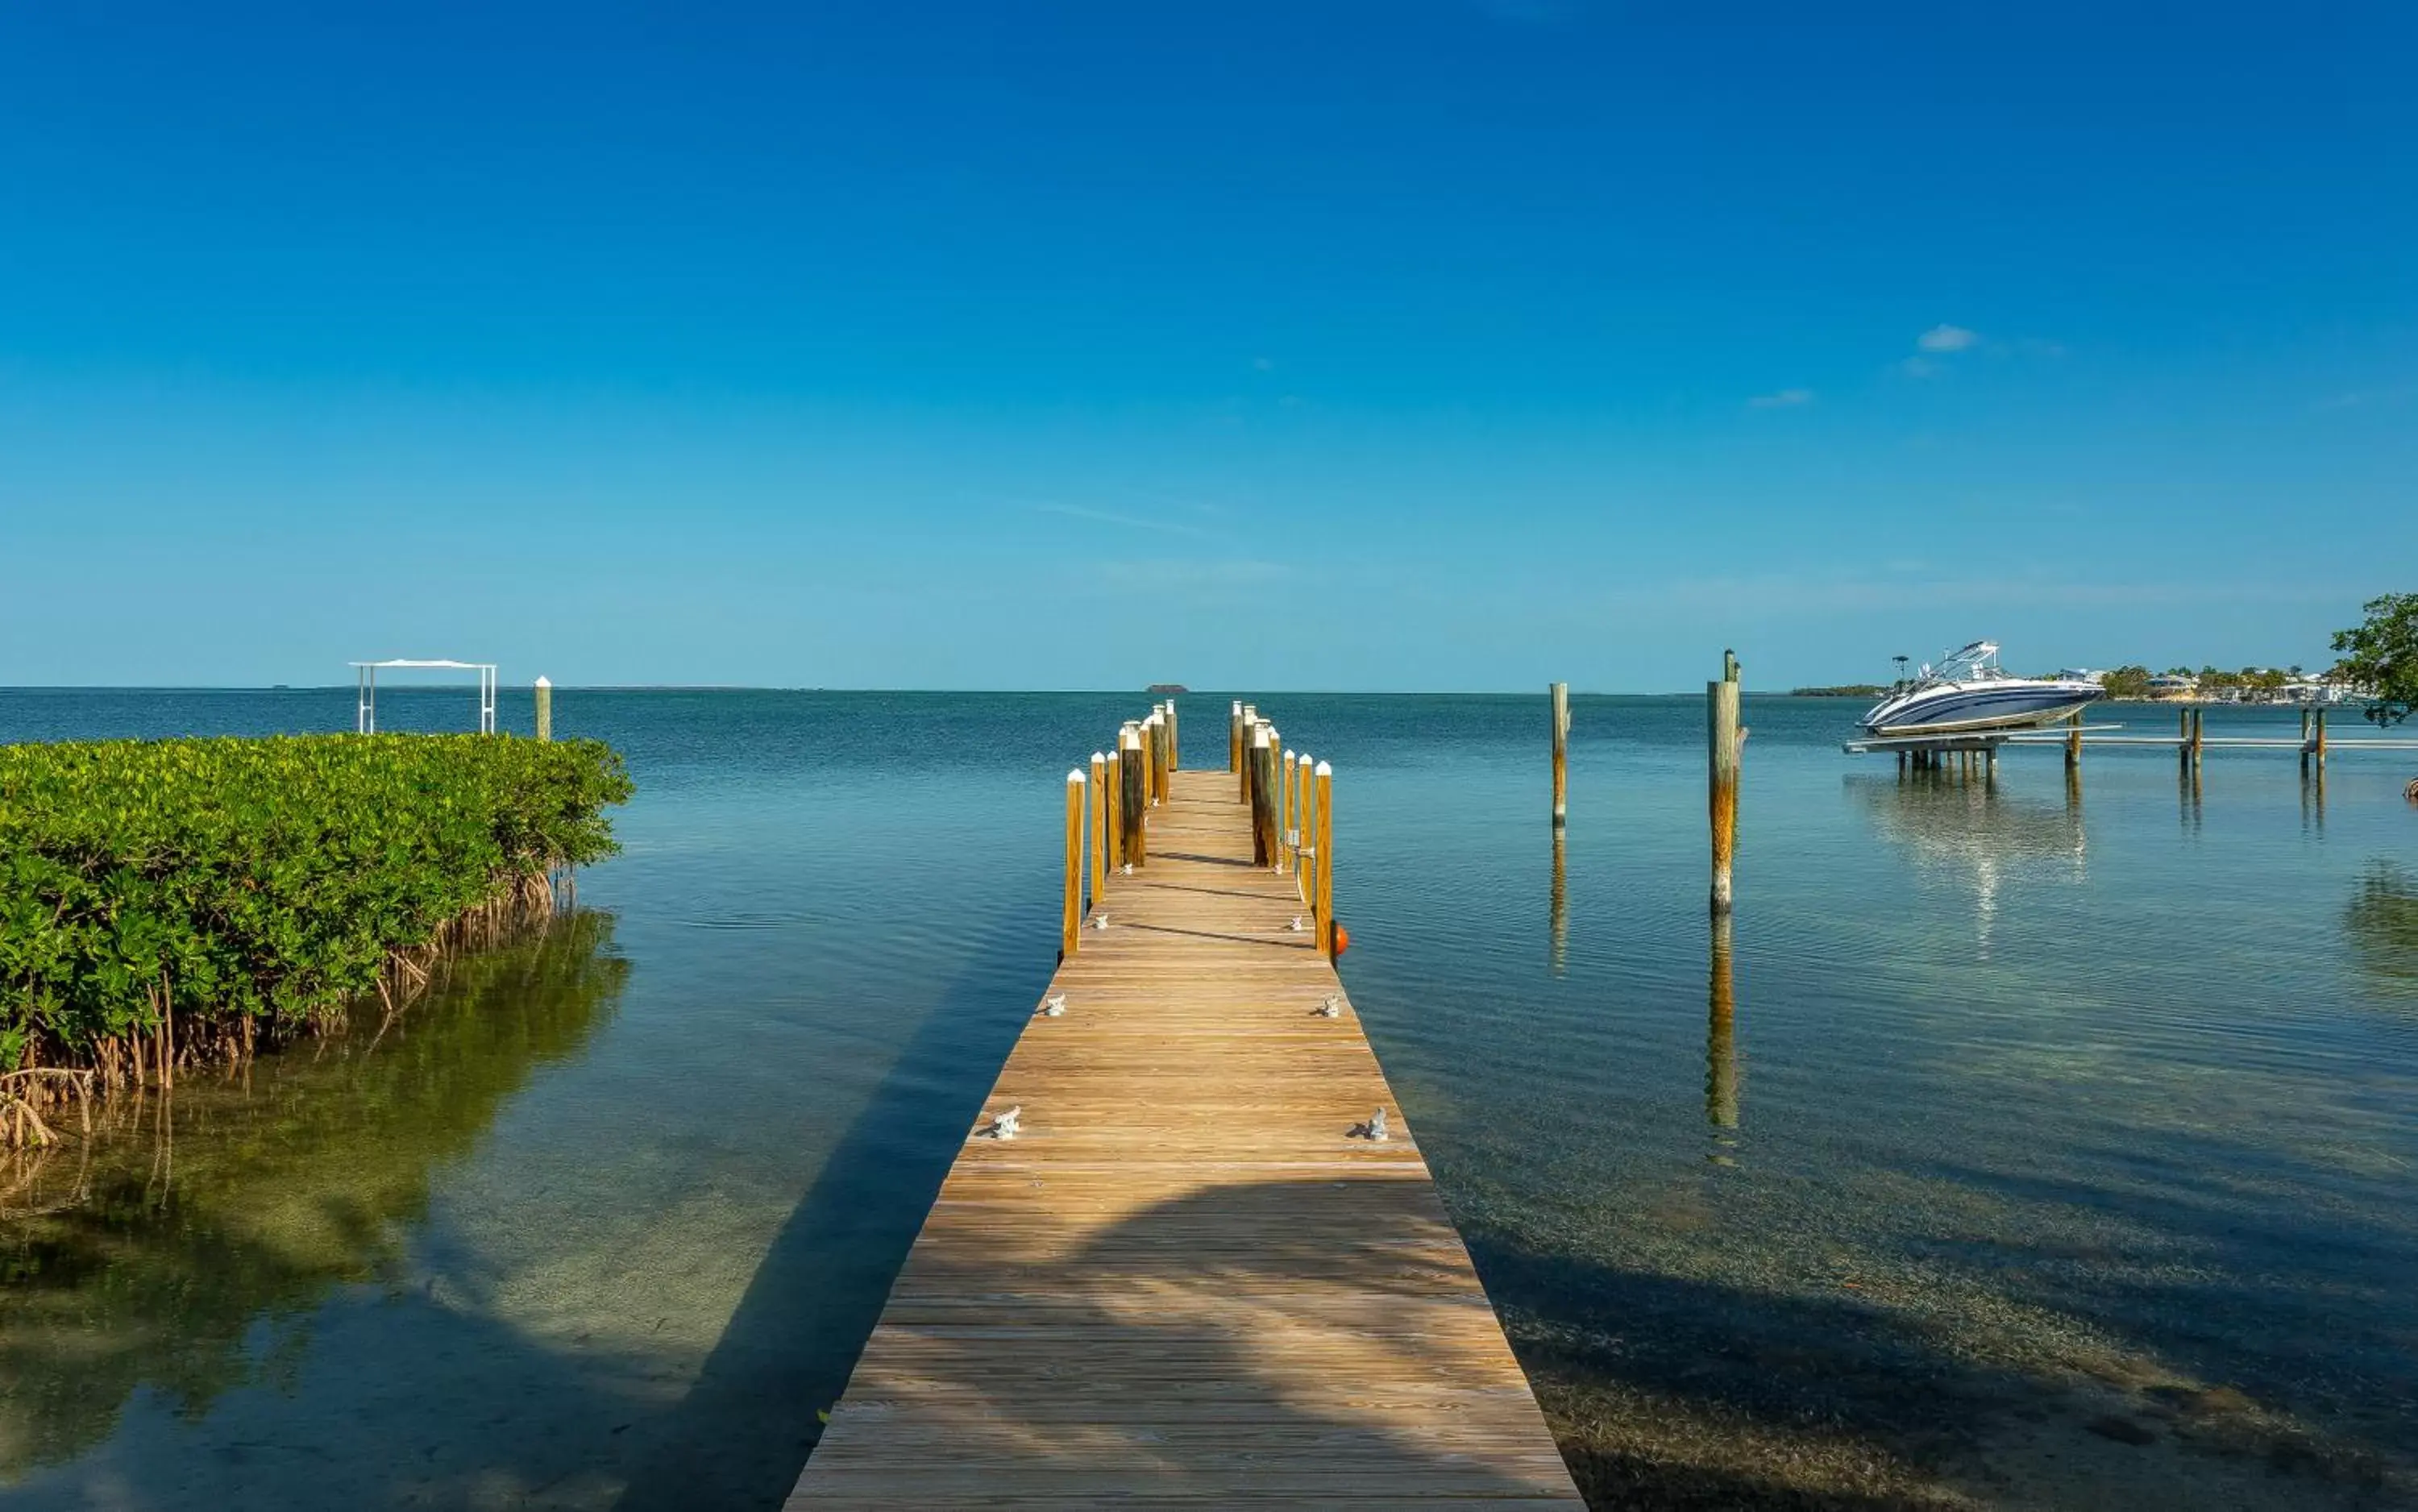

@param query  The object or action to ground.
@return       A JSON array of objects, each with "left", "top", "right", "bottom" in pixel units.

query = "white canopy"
[{"left": 352, "top": 658, "right": 498, "bottom": 733}]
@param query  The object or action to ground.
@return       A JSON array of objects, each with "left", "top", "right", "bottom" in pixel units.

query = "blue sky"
[{"left": 3, "top": 2, "right": 2412, "bottom": 690}]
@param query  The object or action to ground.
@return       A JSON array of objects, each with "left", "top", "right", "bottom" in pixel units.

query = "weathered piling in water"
[
  {"left": 2191, "top": 708, "right": 2205, "bottom": 769},
  {"left": 1550, "top": 682, "right": 1570, "bottom": 827},
  {"left": 2301, "top": 709, "right": 2313, "bottom": 776},
  {"left": 1062, "top": 771, "right": 1085, "bottom": 959},
  {"left": 1148, "top": 709, "right": 1169, "bottom": 804},
  {"left": 1708, "top": 650, "right": 1742, "bottom": 916},
  {"left": 1167, "top": 700, "right": 1178, "bottom": 770},
  {"left": 1315, "top": 759, "right": 1336, "bottom": 957},
  {"left": 534, "top": 675, "right": 552, "bottom": 742},
  {"left": 2316, "top": 708, "right": 2329, "bottom": 768},
  {"left": 1249, "top": 725, "right": 1278, "bottom": 866},
  {"left": 1120, "top": 726, "right": 1149, "bottom": 865},
  {"left": 1088, "top": 752, "right": 1108, "bottom": 902},
  {"left": 1229, "top": 700, "right": 1243, "bottom": 773},
  {"left": 2066, "top": 709, "right": 2082, "bottom": 770}
]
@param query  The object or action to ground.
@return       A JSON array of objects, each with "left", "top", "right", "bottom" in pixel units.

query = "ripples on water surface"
[{"left": 2, "top": 689, "right": 2413, "bottom": 1509}]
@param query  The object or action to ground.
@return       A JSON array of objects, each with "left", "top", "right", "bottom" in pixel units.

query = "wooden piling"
[
  {"left": 2316, "top": 708, "right": 2329, "bottom": 768},
  {"left": 1088, "top": 751, "right": 1108, "bottom": 904},
  {"left": 1104, "top": 746, "right": 1124, "bottom": 870},
  {"left": 1120, "top": 727, "right": 1149, "bottom": 866},
  {"left": 2190, "top": 708, "right": 2204, "bottom": 769},
  {"left": 1146, "top": 706, "right": 1165, "bottom": 803},
  {"left": 1708, "top": 654, "right": 1741, "bottom": 916},
  {"left": 1550, "top": 682, "right": 1570, "bottom": 827},
  {"left": 2301, "top": 708, "right": 2314, "bottom": 776},
  {"left": 2066, "top": 709, "right": 2082, "bottom": 770},
  {"left": 534, "top": 675, "right": 552, "bottom": 742},
  {"left": 1315, "top": 759, "right": 1336, "bottom": 957},
  {"left": 1239, "top": 705, "right": 1258, "bottom": 800},
  {"left": 1279, "top": 749, "right": 1295, "bottom": 874},
  {"left": 1248, "top": 725, "right": 1278, "bottom": 866},
  {"left": 1062, "top": 771, "right": 1085, "bottom": 959},
  {"left": 1167, "top": 699, "right": 1178, "bottom": 771},
  {"left": 1229, "top": 700, "right": 1243, "bottom": 774},
  {"left": 1296, "top": 752, "right": 1314, "bottom": 903}
]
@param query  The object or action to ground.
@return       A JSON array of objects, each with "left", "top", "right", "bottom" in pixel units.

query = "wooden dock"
[{"left": 788, "top": 715, "right": 1582, "bottom": 1506}]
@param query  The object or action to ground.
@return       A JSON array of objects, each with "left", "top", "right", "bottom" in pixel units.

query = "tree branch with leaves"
[{"left": 2331, "top": 592, "right": 2418, "bottom": 728}]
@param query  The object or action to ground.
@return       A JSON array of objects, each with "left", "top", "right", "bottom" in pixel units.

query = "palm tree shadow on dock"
[{"left": 796, "top": 1175, "right": 1589, "bottom": 1504}]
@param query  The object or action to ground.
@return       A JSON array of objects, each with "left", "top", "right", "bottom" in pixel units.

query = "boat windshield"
[{"left": 1918, "top": 642, "right": 2004, "bottom": 684}]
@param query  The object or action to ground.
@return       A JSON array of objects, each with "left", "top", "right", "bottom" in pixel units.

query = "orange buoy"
[{"left": 1333, "top": 924, "right": 1351, "bottom": 954}]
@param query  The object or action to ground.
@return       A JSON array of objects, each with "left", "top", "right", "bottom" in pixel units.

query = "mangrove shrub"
[{"left": 0, "top": 734, "right": 632, "bottom": 1073}]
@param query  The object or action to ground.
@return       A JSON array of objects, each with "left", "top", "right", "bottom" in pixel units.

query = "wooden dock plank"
[{"left": 787, "top": 766, "right": 1582, "bottom": 1506}]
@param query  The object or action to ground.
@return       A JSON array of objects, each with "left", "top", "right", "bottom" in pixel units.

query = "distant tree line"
[{"left": 2089, "top": 663, "right": 2306, "bottom": 699}]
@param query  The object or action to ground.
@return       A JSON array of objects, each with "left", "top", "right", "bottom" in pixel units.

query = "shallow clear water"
[{"left": 2, "top": 690, "right": 2414, "bottom": 1508}]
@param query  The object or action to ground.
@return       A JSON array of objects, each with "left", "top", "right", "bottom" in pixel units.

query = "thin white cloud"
[
  {"left": 1098, "top": 559, "right": 1290, "bottom": 589},
  {"left": 1034, "top": 502, "right": 1219, "bottom": 541},
  {"left": 1899, "top": 356, "right": 1942, "bottom": 379},
  {"left": 1747, "top": 388, "right": 1815, "bottom": 409},
  {"left": 1917, "top": 324, "right": 1980, "bottom": 353}
]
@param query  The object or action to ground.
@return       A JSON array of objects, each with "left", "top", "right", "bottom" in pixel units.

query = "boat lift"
[
  {"left": 351, "top": 658, "right": 499, "bottom": 734},
  {"left": 1845, "top": 717, "right": 2418, "bottom": 762}
]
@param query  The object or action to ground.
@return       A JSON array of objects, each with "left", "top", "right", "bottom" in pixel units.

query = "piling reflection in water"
[
  {"left": 2345, "top": 864, "right": 2418, "bottom": 998},
  {"left": 1548, "top": 828, "right": 1568, "bottom": 976},
  {"left": 0, "top": 912, "right": 627, "bottom": 1477},
  {"left": 1705, "top": 914, "right": 1739, "bottom": 1153},
  {"left": 1852, "top": 775, "right": 2087, "bottom": 957}
]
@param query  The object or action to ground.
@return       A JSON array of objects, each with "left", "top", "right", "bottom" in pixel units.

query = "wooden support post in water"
[
  {"left": 1167, "top": 699, "right": 1178, "bottom": 771},
  {"left": 1062, "top": 771, "right": 1085, "bottom": 959},
  {"left": 1088, "top": 751, "right": 1108, "bottom": 903},
  {"left": 2191, "top": 708, "right": 2205, "bottom": 769},
  {"left": 1315, "top": 760, "right": 1336, "bottom": 957},
  {"left": 1120, "top": 727, "right": 1149, "bottom": 866},
  {"left": 534, "top": 675, "right": 552, "bottom": 741},
  {"left": 1708, "top": 651, "right": 1742, "bottom": 916},
  {"left": 1229, "top": 700, "right": 1243, "bottom": 774},
  {"left": 1249, "top": 725, "right": 1278, "bottom": 866},
  {"left": 1550, "top": 682, "right": 1570, "bottom": 827},
  {"left": 2066, "top": 709, "right": 2082, "bottom": 770},
  {"left": 2316, "top": 708, "right": 2329, "bottom": 768},
  {"left": 2301, "top": 708, "right": 2314, "bottom": 776}
]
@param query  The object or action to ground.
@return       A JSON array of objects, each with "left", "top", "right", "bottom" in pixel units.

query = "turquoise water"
[{"left": 2, "top": 690, "right": 2413, "bottom": 1508}]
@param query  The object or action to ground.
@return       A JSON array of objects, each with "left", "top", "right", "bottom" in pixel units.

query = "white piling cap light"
[
  {"left": 1315, "top": 760, "right": 1332, "bottom": 775},
  {"left": 1091, "top": 750, "right": 1107, "bottom": 763},
  {"left": 534, "top": 675, "right": 551, "bottom": 687},
  {"left": 1068, "top": 770, "right": 1086, "bottom": 783}
]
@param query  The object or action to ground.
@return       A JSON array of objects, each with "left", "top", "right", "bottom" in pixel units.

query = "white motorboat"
[{"left": 1859, "top": 642, "right": 2103, "bottom": 737}]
